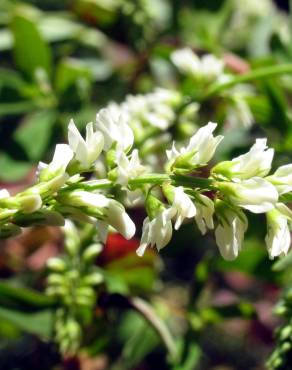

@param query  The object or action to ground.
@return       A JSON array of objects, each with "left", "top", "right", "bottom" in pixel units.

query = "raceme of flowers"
[{"left": 0, "top": 101, "right": 292, "bottom": 262}]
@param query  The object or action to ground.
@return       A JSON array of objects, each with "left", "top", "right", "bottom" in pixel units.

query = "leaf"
[
  {"left": 73, "top": 0, "right": 119, "bottom": 26},
  {"left": 0, "top": 281, "right": 56, "bottom": 310},
  {"left": 105, "top": 253, "right": 157, "bottom": 293},
  {"left": 14, "top": 110, "right": 56, "bottom": 161},
  {"left": 0, "top": 307, "right": 53, "bottom": 339},
  {"left": 10, "top": 6, "right": 52, "bottom": 78},
  {"left": 55, "top": 58, "right": 92, "bottom": 93},
  {"left": 0, "top": 101, "right": 36, "bottom": 116},
  {"left": 0, "top": 153, "right": 31, "bottom": 181},
  {"left": 273, "top": 250, "right": 292, "bottom": 271},
  {"left": 118, "top": 311, "right": 160, "bottom": 368},
  {"left": 173, "top": 340, "right": 201, "bottom": 370}
]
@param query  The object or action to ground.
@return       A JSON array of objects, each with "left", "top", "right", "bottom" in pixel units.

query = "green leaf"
[
  {"left": 0, "top": 101, "right": 36, "bottom": 116},
  {"left": 118, "top": 311, "right": 159, "bottom": 368},
  {"left": 55, "top": 58, "right": 92, "bottom": 93},
  {"left": 0, "top": 307, "right": 53, "bottom": 339},
  {"left": 105, "top": 253, "right": 157, "bottom": 293},
  {"left": 14, "top": 110, "right": 56, "bottom": 161},
  {"left": 273, "top": 250, "right": 292, "bottom": 271},
  {"left": 0, "top": 281, "right": 56, "bottom": 310},
  {"left": 11, "top": 6, "right": 52, "bottom": 78},
  {"left": 0, "top": 153, "right": 31, "bottom": 181}
]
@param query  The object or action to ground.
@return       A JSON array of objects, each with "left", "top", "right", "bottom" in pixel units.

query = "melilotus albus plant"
[{"left": 2, "top": 50, "right": 292, "bottom": 359}]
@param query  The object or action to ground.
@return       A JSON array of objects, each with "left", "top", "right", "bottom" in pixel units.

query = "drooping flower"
[
  {"left": 212, "top": 138, "right": 274, "bottom": 180},
  {"left": 265, "top": 203, "right": 292, "bottom": 258},
  {"left": 218, "top": 177, "right": 278, "bottom": 213},
  {"left": 68, "top": 120, "right": 104, "bottom": 169},
  {"left": 136, "top": 208, "right": 173, "bottom": 257},
  {"left": 166, "top": 122, "right": 224, "bottom": 171},
  {"left": 166, "top": 186, "right": 196, "bottom": 230},
  {"left": 267, "top": 164, "right": 292, "bottom": 195},
  {"left": 59, "top": 190, "right": 135, "bottom": 240},
  {"left": 106, "top": 200, "right": 136, "bottom": 240},
  {"left": 215, "top": 201, "right": 248, "bottom": 260},
  {"left": 194, "top": 194, "right": 215, "bottom": 235},
  {"left": 95, "top": 107, "right": 134, "bottom": 152}
]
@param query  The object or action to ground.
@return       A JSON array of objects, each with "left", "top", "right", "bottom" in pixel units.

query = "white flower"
[
  {"left": 166, "top": 122, "right": 223, "bottom": 169},
  {"left": 212, "top": 138, "right": 274, "bottom": 180},
  {"left": 265, "top": 204, "right": 292, "bottom": 259},
  {"left": 171, "top": 48, "right": 224, "bottom": 81},
  {"left": 219, "top": 178, "right": 278, "bottom": 213},
  {"left": 267, "top": 164, "right": 292, "bottom": 195},
  {"left": 226, "top": 97, "right": 254, "bottom": 128},
  {"left": 215, "top": 203, "right": 248, "bottom": 260},
  {"left": 39, "top": 144, "right": 74, "bottom": 181},
  {"left": 106, "top": 200, "right": 136, "bottom": 240},
  {"left": 60, "top": 190, "right": 136, "bottom": 240},
  {"left": 96, "top": 107, "right": 134, "bottom": 152},
  {"left": 115, "top": 149, "right": 147, "bottom": 186},
  {"left": 67, "top": 190, "right": 109, "bottom": 208},
  {"left": 171, "top": 48, "right": 201, "bottom": 77},
  {"left": 68, "top": 120, "right": 104, "bottom": 169},
  {"left": 121, "top": 88, "right": 180, "bottom": 131},
  {"left": 0, "top": 189, "right": 10, "bottom": 200},
  {"left": 200, "top": 54, "right": 225, "bottom": 80},
  {"left": 194, "top": 194, "right": 214, "bottom": 235},
  {"left": 169, "top": 187, "right": 196, "bottom": 230},
  {"left": 146, "top": 88, "right": 181, "bottom": 106},
  {"left": 224, "top": 84, "right": 255, "bottom": 129},
  {"left": 136, "top": 209, "right": 173, "bottom": 256}
]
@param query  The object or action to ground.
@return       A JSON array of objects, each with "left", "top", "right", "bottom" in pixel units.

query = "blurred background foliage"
[{"left": 1, "top": 0, "right": 292, "bottom": 369}]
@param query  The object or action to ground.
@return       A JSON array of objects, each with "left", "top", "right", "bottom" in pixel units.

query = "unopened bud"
[
  {"left": 83, "top": 272, "right": 103, "bottom": 285},
  {"left": 47, "top": 257, "right": 66, "bottom": 272},
  {"left": 82, "top": 243, "right": 103, "bottom": 262}
]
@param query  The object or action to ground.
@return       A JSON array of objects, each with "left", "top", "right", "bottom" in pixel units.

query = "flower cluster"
[
  {"left": 135, "top": 127, "right": 292, "bottom": 260},
  {"left": 0, "top": 89, "right": 292, "bottom": 262}
]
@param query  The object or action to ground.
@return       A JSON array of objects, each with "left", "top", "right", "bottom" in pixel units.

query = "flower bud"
[
  {"left": 47, "top": 257, "right": 67, "bottom": 272},
  {"left": 82, "top": 243, "right": 103, "bottom": 262},
  {"left": 83, "top": 271, "right": 104, "bottom": 285}
]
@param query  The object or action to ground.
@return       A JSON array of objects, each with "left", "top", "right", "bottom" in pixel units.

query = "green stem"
[
  {"left": 69, "top": 179, "right": 113, "bottom": 191},
  {"left": 129, "top": 173, "right": 214, "bottom": 189},
  {"left": 203, "top": 63, "right": 292, "bottom": 99},
  {"left": 171, "top": 174, "right": 214, "bottom": 189},
  {"left": 129, "top": 174, "right": 170, "bottom": 187}
]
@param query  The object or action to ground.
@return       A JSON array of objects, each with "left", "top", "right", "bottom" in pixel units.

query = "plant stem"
[
  {"left": 129, "top": 173, "right": 214, "bottom": 189},
  {"left": 203, "top": 63, "right": 292, "bottom": 99}
]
